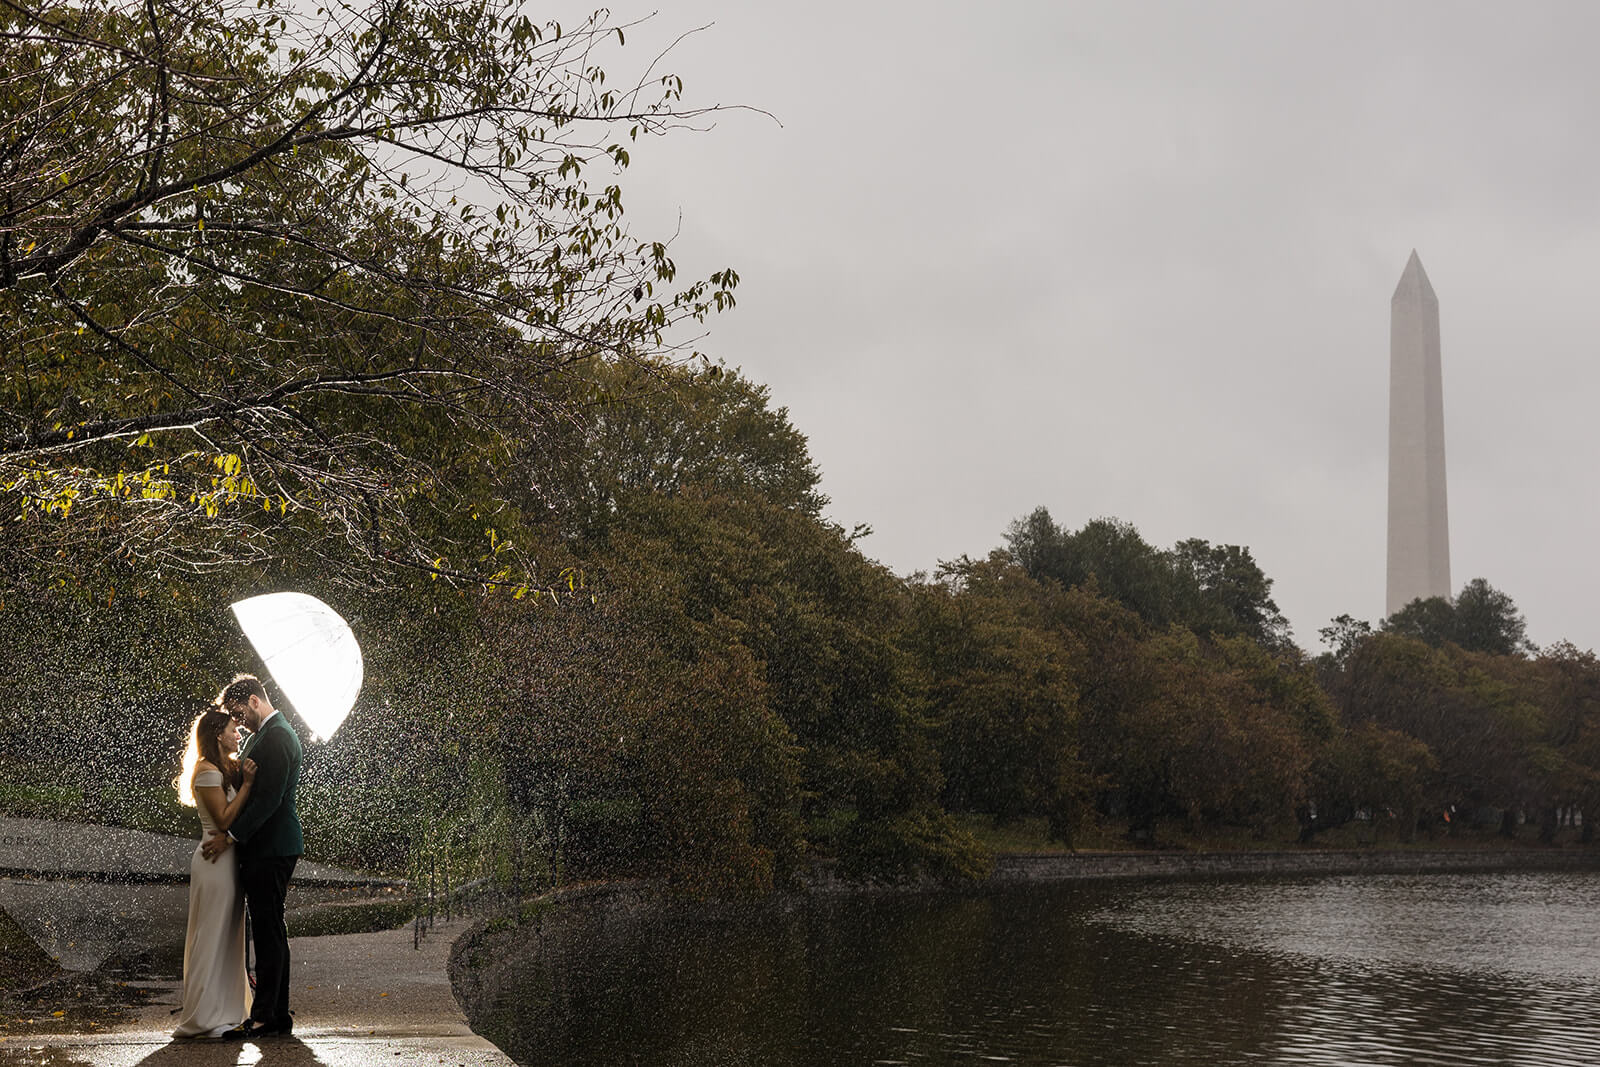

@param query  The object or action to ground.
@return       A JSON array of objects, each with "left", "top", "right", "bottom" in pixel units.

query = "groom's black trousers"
[{"left": 240, "top": 854, "right": 298, "bottom": 1026}]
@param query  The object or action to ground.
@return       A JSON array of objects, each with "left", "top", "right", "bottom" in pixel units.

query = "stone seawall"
[
  {"left": 449, "top": 880, "right": 661, "bottom": 1064},
  {"left": 991, "top": 847, "right": 1600, "bottom": 883}
]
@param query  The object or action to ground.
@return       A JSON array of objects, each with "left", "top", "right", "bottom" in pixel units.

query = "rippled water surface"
[{"left": 477, "top": 872, "right": 1600, "bottom": 1066}]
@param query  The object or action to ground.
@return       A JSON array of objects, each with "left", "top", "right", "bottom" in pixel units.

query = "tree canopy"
[
  {"left": 534, "top": 358, "right": 826, "bottom": 543},
  {"left": 1383, "top": 578, "right": 1536, "bottom": 657},
  {"left": 1004, "top": 506, "right": 1292, "bottom": 648},
  {"left": 1, "top": 0, "right": 738, "bottom": 586}
]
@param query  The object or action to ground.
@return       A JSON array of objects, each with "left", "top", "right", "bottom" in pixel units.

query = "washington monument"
[{"left": 1386, "top": 250, "right": 1451, "bottom": 617}]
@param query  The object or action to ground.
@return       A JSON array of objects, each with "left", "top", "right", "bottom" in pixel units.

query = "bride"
[{"left": 172, "top": 706, "right": 258, "bottom": 1038}]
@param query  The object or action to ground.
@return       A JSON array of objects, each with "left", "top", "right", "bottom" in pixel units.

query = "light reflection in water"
[
  {"left": 1095, "top": 873, "right": 1600, "bottom": 1067},
  {"left": 471, "top": 872, "right": 1600, "bottom": 1067}
]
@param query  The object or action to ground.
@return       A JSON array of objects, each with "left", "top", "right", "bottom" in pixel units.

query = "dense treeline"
[{"left": 5, "top": 358, "right": 1598, "bottom": 892}]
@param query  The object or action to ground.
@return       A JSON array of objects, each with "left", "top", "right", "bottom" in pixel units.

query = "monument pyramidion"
[{"left": 1386, "top": 250, "right": 1451, "bottom": 617}]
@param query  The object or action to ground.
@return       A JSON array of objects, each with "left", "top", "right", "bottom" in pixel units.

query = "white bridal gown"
[{"left": 172, "top": 769, "right": 252, "bottom": 1037}]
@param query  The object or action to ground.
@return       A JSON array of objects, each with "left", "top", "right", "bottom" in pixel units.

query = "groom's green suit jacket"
[{"left": 233, "top": 711, "right": 304, "bottom": 859}]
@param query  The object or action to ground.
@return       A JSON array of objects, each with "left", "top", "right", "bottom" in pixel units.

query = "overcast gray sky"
[{"left": 579, "top": 1, "right": 1600, "bottom": 653}]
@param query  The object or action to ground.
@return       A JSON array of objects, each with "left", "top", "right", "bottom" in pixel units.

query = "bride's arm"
[{"left": 194, "top": 760, "right": 257, "bottom": 831}]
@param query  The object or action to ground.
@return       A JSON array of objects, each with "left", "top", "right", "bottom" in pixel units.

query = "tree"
[
  {"left": 905, "top": 557, "right": 1092, "bottom": 844},
  {"left": 1130, "top": 631, "right": 1322, "bottom": 837},
  {"left": 607, "top": 488, "right": 985, "bottom": 880},
  {"left": 1029, "top": 581, "right": 1158, "bottom": 839},
  {"left": 1006, "top": 509, "right": 1181, "bottom": 627},
  {"left": 1467, "top": 642, "right": 1600, "bottom": 842},
  {"left": 535, "top": 359, "right": 825, "bottom": 542},
  {"left": 1341, "top": 633, "right": 1545, "bottom": 830},
  {"left": 1382, "top": 597, "right": 1457, "bottom": 648},
  {"left": 1, "top": 0, "right": 739, "bottom": 584},
  {"left": 1004, "top": 508, "right": 1294, "bottom": 649},
  {"left": 486, "top": 554, "right": 803, "bottom": 893},
  {"left": 1453, "top": 578, "right": 1537, "bottom": 657},
  {"left": 1529, "top": 643, "right": 1600, "bottom": 842},
  {"left": 1170, "top": 538, "right": 1293, "bottom": 649},
  {"left": 1305, "top": 722, "right": 1436, "bottom": 842},
  {"left": 487, "top": 350, "right": 985, "bottom": 880},
  {"left": 1317, "top": 614, "right": 1374, "bottom": 668},
  {"left": 1383, "top": 578, "right": 1534, "bottom": 657}
]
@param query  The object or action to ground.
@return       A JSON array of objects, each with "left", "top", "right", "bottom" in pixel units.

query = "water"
[{"left": 472, "top": 872, "right": 1600, "bottom": 1066}]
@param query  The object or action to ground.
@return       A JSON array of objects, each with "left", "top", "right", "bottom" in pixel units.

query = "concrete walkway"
[{"left": 0, "top": 920, "right": 515, "bottom": 1066}]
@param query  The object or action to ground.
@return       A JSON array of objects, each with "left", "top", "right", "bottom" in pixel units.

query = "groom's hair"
[{"left": 220, "top": 673, "right": 268, "bottom": 712}]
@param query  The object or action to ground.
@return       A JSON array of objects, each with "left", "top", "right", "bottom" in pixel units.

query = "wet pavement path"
[
  {"left": 1, "top": 819, "right": 512, "bottom": 1063},
  {"left": 0, "top": 920, "right": 515, "bottom": 1066}
]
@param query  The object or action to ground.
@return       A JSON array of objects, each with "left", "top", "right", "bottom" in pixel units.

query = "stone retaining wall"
[
  {"left": 0, "top": 816, "right": 396, "bottom": 887},
  {"left": 991, "top": 847, "right": 1600, "bottom": 883}
]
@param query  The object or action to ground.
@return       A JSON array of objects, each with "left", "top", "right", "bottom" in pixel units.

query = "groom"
[{"left": 203, "top": 673, "right": 304, "bottom": 1039}]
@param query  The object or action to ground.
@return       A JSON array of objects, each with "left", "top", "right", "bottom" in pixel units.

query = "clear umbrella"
[{"left": 229, "top": 592, "right": 363, "bottom": 742}]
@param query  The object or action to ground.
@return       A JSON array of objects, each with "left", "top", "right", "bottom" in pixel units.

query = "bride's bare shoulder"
[{"left": 194, "top": 759, "right": 219, "bottom": 776}]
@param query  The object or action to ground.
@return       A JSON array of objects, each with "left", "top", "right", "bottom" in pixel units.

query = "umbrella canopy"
[{"left": 230, "top": 592, "right": 363, "bottom": 742}]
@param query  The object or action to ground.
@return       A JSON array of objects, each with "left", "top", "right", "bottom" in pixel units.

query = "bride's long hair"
[{"left": 174, "top": 707, "right": 242, "bottom": 807}]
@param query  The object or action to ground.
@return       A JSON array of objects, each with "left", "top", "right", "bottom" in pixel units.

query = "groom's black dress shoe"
[{"left": 220, "top": 1020, "right": 289, "bottom": 1040}]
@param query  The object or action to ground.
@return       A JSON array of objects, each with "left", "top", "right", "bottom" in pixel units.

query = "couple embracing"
[{"left": 171, "top": 673, "right": 304, "bottom": 1040}]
